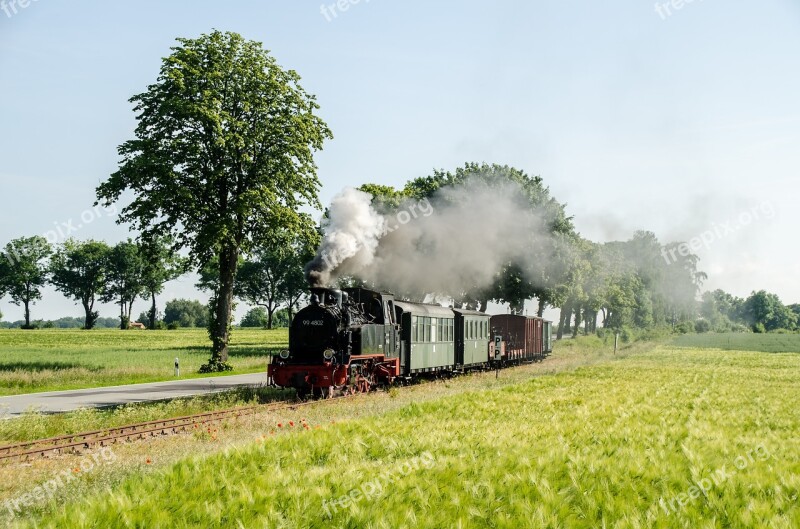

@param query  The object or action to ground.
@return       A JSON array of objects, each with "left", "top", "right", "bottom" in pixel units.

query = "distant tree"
[
  {"left": 101, "top": 240, "right": 146, "bottom": 330},
  {"left": 236, "top": 229, "right": 316, "bottom": 329},
  {"left": 695, "top": 319, "right": 711, "bottom": 333},
  {"left": 49, "top": 240, "right": 111, "bottom": 330},
  {"left": 273, "top": 307, "right": 290, "bottom": 328},
  {"left": 95, "top": 317, "right": 123, "bottom": 329},
  {"left": 140, "top": 236, "right": 186, "bottom": 330},
  {"left": 164, "top": 299, "right": 208, "bottom": 328},
  {"left": 743, "top": 291, "right": 797, "bottom": 332},
  {"left": 280, "top": 235, "right": 318, "bottom": 322},
  {"left": 236, "top": 247, "right": 287, "bottom": 330},
  {"left": 137, "top": 311, "right": 157, "bottom": 326},
  {"left": 96, "top": 30, "right": 331, "bottom": 371},
  {"left": 0, "top": 236, "right": 52, "bottom": 328},
  {"left": 240, "top": 307, "right": 267, "bottom": 328}
]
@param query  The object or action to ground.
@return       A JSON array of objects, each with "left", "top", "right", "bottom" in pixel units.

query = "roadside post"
[{"left": 174, "top": 357, "right": 180, "bottom": 377}]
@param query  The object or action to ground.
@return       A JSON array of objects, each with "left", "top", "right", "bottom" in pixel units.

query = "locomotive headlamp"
[
  {"left": 279, "top": 350, "right": 290, "bottom": 360},
  {"left": 323, "top": 348, "right": 335, "bottom": 361}
]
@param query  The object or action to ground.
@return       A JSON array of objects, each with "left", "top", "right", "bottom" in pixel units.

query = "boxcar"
[{"left": 490, "top": 314, "right": 550, "bottom": 364}]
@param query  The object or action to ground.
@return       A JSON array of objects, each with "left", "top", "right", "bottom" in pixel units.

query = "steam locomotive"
[{"left": 268, "top": 287, "right": 552, "bottom": 397}]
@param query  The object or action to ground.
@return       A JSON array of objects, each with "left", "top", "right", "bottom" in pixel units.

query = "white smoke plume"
[
  {"left": 306, "top": 178, "right": 557, "bottom": 301},
  {"left": 306, "top": 188, "right": 387, "bottom": 287}
]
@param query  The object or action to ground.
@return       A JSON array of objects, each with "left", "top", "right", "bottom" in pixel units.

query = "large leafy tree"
[
  {"left": 96, "top": 31, "right": 331, "bottom": 370},
  {"left": 49, "top": 240, "right": 111, "bottom": 330},
  {"left": 101, "top": 240, "right": 146, "bottom": 329},
  {"left": 0, "top": 237, "right": 52, "bottom": 328}
]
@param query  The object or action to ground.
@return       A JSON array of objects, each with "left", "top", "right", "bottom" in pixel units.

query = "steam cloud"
[
  {"left": 306, "top": 179, "right": 557, "bottom": 301},
  {"left": 306, "top": 188, "right": 387, "bottom": 288}
]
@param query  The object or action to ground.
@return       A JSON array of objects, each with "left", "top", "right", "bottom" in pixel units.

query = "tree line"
[{"left": 0, "top": 235, "right": 313, "bottom": 333}]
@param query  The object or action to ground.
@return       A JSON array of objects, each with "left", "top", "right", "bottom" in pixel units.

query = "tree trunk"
[
  {"left": 126, "top": 298, "right": 135, "bottom": 326},
  {"left": 149, "top": 291, "right": 157, "bottom": 329},
  {"left": 584, "top": 308, "right": 590, "bottom": 335},
  {"left": 267, "top": 307, "right": 274, "bottom": 330},
  {"left": 557, "top": 304, "right": 567, "bottom": 340},
  {"left": 24, "top": 299, "right": 30, "bottom": 328},
  {"left": 479, "top": 299, "right": 488, "bottom": 313},
  {"left": 537, "top": 298, "right": 545, "bottom": 318},
  {"left": 211, "top": 245, "right": 237, "bottom": 366},
  {"left": 572, "top": 307, "right": 581, "bottom": 338},
  {"left": 591, "top": 311, "right": 598, "bottom": 333},
  {"left": 83, "top": 299, "right": 94, "bottom": 330}
]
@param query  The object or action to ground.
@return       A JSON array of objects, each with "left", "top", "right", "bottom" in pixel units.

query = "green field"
[
  {"left": 672, "top": 332, "right": 800, "bottom": 353},
  {"left": 10, "top": 340, "right": 799, "bottom": 528},
  {"left": 0, "top": 328, "right": 285, "bottom": 396}
]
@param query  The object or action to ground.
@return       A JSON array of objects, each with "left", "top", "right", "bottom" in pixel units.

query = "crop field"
[
  {"left": 0, "top": 328, "right": 286, "bottom": 396},
  {"left": 6, "top": 339, "right": 798, "bottom": 529},
  {"left": 672, "top": 332, "right": 800, "bottom": 353}
]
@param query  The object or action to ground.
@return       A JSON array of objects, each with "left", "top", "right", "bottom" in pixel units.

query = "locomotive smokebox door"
[{"left": 494, "top": 335, "right": 502, "bottom": 361}]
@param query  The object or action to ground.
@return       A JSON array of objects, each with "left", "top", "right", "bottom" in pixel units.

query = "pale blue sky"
[{"left": 1, "top": 0, "right": 799, "bottom": 321}]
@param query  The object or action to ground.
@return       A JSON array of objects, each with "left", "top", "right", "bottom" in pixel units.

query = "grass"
[
  {"left": 672, "top": 332, "right": 800, "bottom": 353},
  {"left": 7, "top": 339, "right": 799, "bottom": 528},
  {"left": 0, "top": 385, "right": 292, "bottom": 444},
  {"left": 0, "top": 328, "right": 286, "bottom": 396}
]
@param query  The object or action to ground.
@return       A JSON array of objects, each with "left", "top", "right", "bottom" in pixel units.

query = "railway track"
[
  {"left": 0, "top": 361, "right": 544, "bottom": 463},
  {"left": 0, "top": 398, "right": 333, "bottom": 463}
]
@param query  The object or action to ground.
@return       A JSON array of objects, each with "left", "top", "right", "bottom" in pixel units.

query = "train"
[{"left": 268, "top": 287, "right": 553, "bottom": 397}]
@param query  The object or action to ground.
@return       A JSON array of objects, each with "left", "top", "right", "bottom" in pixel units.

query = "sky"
[{"left": 1, "top": 0, "right": 799, "bottom": 322}]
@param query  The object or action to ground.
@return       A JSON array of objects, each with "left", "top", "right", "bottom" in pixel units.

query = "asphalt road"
[{"left": 0, "top": 373, "right": 270, "bottom": 417}]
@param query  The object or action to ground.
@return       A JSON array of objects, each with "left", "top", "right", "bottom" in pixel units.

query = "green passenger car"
[
  {"left": 394, "top": 302, "right": 455, "bottom": 374},
  {"left": 453, "top": 309, "right": 491, "bottom": 367}
]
